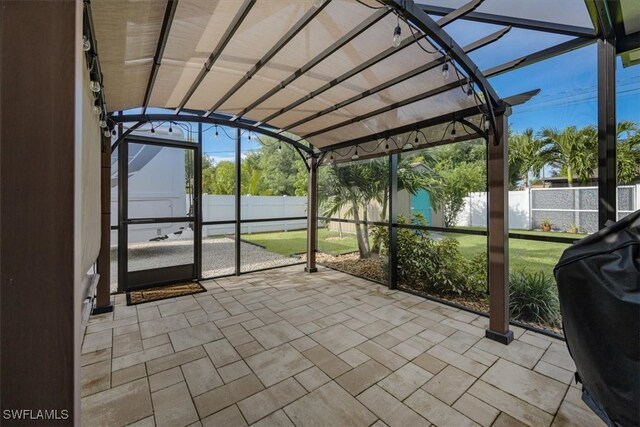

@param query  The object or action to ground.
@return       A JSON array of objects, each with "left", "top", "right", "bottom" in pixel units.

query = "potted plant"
[
  {"left": 540, "top": 219, "right": 552, "bottom": 232},
  {"left": 567, "top": 223, "right": 578, "bottom": 234}
]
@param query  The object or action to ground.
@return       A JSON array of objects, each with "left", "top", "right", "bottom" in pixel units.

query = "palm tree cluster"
[{"left": 510, "top": 121, "right": 640, "bottom": 187}]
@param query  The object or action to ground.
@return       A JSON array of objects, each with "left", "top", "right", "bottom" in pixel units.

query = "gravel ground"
[{"left": 110, "top": 237, "right": 300, "bottom": 292}]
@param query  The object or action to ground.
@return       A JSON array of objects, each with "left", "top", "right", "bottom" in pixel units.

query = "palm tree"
[
  {"left": 509, "top": 128, "right": 548, "bottom": 187},
  {"left": 539, "top": 126, "right": 596, "bottom": 186},
  {"left": 616, "top": 121, "right": 640, "bottom": 184}
]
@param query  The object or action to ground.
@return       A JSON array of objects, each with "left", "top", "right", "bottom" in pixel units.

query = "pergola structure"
[
  {"left": 1, "top": 0, "right": 638, "bottom": 422},
  {"left": 81, "top": 0, "right": 639, "bottom": 345}
]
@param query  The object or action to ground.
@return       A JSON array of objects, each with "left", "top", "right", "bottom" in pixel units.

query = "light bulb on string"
[
  {"left": 92, "top": 100, "right": 101, "bottom": 115},
  {"left": 112, "top": 129, "right": 117, "bottom": 136},
  {"left": 83, "top": 35, "right": 91, "bottom": 52},
  {"left": 351, "top": 146, "right": 360, "bottom": 161},
  {"left": 384, "top": 140, "right": 389, "bottom": 151},
  {"left": 485, "top": 117, "right": 491, "bottom": 132},
  {"left": 466, "top": 82, "right": 474, "bottom": 100},
  {"left": 392, "top": 24, "right": 402, "bottom": 48},
  {"left": 451, "top": 122, "right": 456, "bottom": 136},
  {"left": 99, "top": 120, "right": 107, "bottom": 128},
  {"left": 103, "top": 129, "right": 111, "bottom": 138},
  {"left": 150, "top": 125, "right": 155, "bottom": 134},
  {"left": 215, "top": 125, "right": 219, "bottom": 140},
  {"left": 442, "top": 61, "right": 449, "bottom": 79},
  {"left": 168, "top": 122, "right": 173, "bottom": 133},
  {"left": 89, "top": 80, "right": 101, "bottom": 93}
]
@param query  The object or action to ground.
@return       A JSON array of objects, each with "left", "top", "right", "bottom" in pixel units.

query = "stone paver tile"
[
  {"left": 215, "top": 312, "right": 256, "bottom": 329},
  {"left": 218, "top": 360, "right": 252, "bottom": 383},
  {"left": 289, "top": 336, "right": 317, "bottom": 353},
  {"left": 338, "top": 348, "right": 370, "bottom": 368},
  {"left": 310, "top": 324, "right": 367, "bottom": 355},
  {"left": 149, "top": 366, "right": 184, "bottom": 393},
  {"left": 112, "top": 363, "right": 147, "bottom": 388},
  {"left": 221, "top": 324, "right": 255, "bottom": 346},
  {"left": 278, "top": 305, "right": 324, "bottom": 326},
  {"left": 343, "top": 318, "right": 367, "bottom": 330},
  {"left": 294, "top": 366, "right": 331, "bottom": 392},
  {"left": 412, "top": 352, "right": 447, "bottom": 375},
  {"left": 114, "top": 323, "right": 140, "bottom": 337},
  {"left": 85, "top": 315, "right": 139, "bottom": 334},
  {"left": 387, "top": 322, "right": 426, "bottom": 341},
  {"left": 81, "top": 378, "right": 152, "bottom": 427},
  {"left": 493, "top": 412, "right": 528, "bottom": 427},
  {"left": 474, "top": 338, "right": 544, "bottom": 369},
  {"left": 378, "top": 362, "right": 433, "bottom": 401},
  {"left": 418, "top": 329, "right": 449, "bottom": 344},
  {"left": 452, "top": 393, "right": 500, "bottom": 427},
  {"left": 441, "top": 318, "right": 486, "bottom": 337},
  {"left": 137, "top": 305, "right": 161, "bottom": 322},
  {"left": 551, "top": 387, "right": 606, "bottom": 427},
  {"left": 336, "top": 359, "right": 391, "bottom": 396},
  {"left": 237, "top": 377, "right": 306, "bottom": 424},
  {"left": 251, "top": 410, "right": 294, "bottom": 427},
  {"left": 358, "top": 385, "right": 430, "bottom": 427},
  {"left": 427, "top": 345, "right": 487, "bottom": 377},
  {"left": 519, "top": 331, "right": 553, "bottom": 350},
  {"left": 139, "top": 314, "right": 190, "bottom": 339},
  {"left": 112, "top": 343, "right": 174, "bottom": 371},
  {"left": 370, "top": 304, "right": 417, "bottom": 326},
  {"left": 142, "top": 333, "right": 171, "bottom": 350},
  {"left": 169, "top": 322, "right": 223, "bottom": 352},
  {"left": 152, "top": 382, "right": 199, "bottom": 427},
  {"left": 357, "top": 320, "right": 396, "bottom": 339},
  {"left": 203, "top": 338, "right": 241, "bottom": 368},
  {"left": 194, "top": 374, "right": 264, "bottom": 418},
  {"left": 440, "top": 330, "right": 481, "bottom": 354},
  {"left": 181, "top": 357, "right": 223, "bottom": 397},
  {"left": 112, "top": 331, "right": 143, "bottom": 358},
  {"left": 481, "top": 359, "right": 567, "bottom": 414},
  {"left": 128, "top": 416, "right": 156, "bottom": 427},
  {"left": 241, "top": 318, "right": 265, "bottom": 330},
  {"left": 344, "top": 307, "right": 378, "bottom": 324},
  {"left": 201, "top": 405, "right": 247, "bottom": 427},
  {"left": 245, "top": 343, "right": 312, "bottom": 387},
  {"left": 314, "top": 312, "right": 352, "bottom": 329},
  {"left": 373, "top": 333, "right": 402, "bottom": 349},
  {"left": 249, "top": 320, "right": 304, "bottom": 349},
  {"left": 81, "top": 348, "right": 111, "bottom": 367},
  {"left": 284, "top": 381, "right": 376, "bottom": 427},
  {"left": 390, "top": 340, "right": 426, "bottom": 360},
  {"left": 298, "top": 322, "right": 322, "bottom": 335},
  {"left": 158, "top": 298, "right": 201, "bottom": 317},
  {"left": 468, "top": 380, "right": 554, "bottom": 426},
  {"left": 81, "top": 359, "right": 111, "bottom": 397},
  {"left": 357, "top": 341, "right": 407, "bottom": 371},
  {"left": 146, "top": 346, "right": 206, "bottom": 375},
  {"left": 423, "top": 365, "right": 476, "bottom": 405},
  {"left": 534, "top": 360, "right": 574, "bottom": 384},
  {"left": 541, "top": 342, "right": 576, "bottom": 372},
  {"left": 405, "top": 389, "right": 479, "bottom": 427},
  {"left": 463, "top": 347, "right": 499, "bottom": 367},
  {"left": 302, "top": 345, "right": 351, "bottom": 379},
  {"left": 235, "top": 340, "right": 265, "bottom": 358},
  {"left": 82, "top": 330, "right": 113, "bottom": 354}
]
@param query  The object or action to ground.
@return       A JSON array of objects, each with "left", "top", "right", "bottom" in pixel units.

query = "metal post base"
[
  {"left": 485, "top": 328, "right": 514, "bottom": 345},
  {"left": 92, "top": 304, "right": 114, "bottom": 315},
  {"left": 304, "top": 267, "right": 318, "bottom": 273}
]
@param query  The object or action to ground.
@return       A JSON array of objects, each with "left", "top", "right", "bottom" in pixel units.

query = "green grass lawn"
[
  {"left": 243, "top": 228, "right": 569, "bottom": 277},
  {"left": 242, "top": 228, "right": 360, "bottom": 256},
  {"left": 445, "top": 233, "right": 569, "bottom": 277}
]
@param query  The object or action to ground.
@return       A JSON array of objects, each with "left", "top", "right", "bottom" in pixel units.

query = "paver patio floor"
[{"left": 81, "top": 265, "right": 605, "bottom": 427}]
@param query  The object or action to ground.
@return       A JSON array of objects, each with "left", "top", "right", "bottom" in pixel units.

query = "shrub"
[
  {"left": 509, "top": 270, "right": 560, "bottom": 326},
  {"left": 374, "top": 214, "right": 486, "bottom": 297}
]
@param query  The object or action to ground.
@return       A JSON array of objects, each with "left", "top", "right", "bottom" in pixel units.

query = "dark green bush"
[
  {"left": 374, "top": 214, "right": 486, "bottom": 297},
  {"left": 509, "top": 270, "right": 560, "bottom": 326}
]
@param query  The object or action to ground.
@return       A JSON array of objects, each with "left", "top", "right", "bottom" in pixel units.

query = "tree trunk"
[
  {"left": 567, "top": 165, "right": 573, "bottom": 187},
  {"left": 351, "top": 198, "right": 369, "bottom": 258},
  {"left": 362, "top": 206, "right": 370, "bottom": 255}
]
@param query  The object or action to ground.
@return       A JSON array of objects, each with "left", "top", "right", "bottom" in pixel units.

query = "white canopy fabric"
[{"left": 91, "top": 0, "right": 538, "bottom": 150}]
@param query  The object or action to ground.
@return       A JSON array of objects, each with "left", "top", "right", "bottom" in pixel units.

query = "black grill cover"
[{"left": 554, "top": 210, "right": 640, "bottom": 427}]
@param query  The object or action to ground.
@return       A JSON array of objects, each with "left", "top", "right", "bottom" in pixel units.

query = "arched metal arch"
[{"left": 109, "top": 113, "right": 314, "bottom": 167}]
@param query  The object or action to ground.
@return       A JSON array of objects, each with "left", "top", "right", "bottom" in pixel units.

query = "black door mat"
[{"left": 126, "top": 281, "right": 206, "bottom": 306}]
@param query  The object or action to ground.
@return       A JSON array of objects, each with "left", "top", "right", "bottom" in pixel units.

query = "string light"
[
  {"left": 150, "top": 124, "right": 156, "bottom": 134},
  {"left": 92, "top": 99, "right": 101, "bottom": 115},
  {"left": 168, "top": 122, "right": 173, "bottom": 133},
  {"left": 83, "top": 35, "right": 91, "bottom": 52},
  {"left": 485, "top": 117, "right": 491, "bottom": 132},
  {"left": 442, "top": 61, "right": 449, "bottom": 79},
  {"left": 466, "top": 81, "right": 474, "bottom": 99},
  {"left": 215, "top": 125, "right": 219, "bottom": 140},
  {"left": 451, "top": 121, "right": 456, "bottom": 136},
  {"left": 384, "top": 139, "right": 389, "bottom": 151},
  {"left": 392, "top": 23, "right": 402, "bottom": 48},
  {"left": 99, "top": 119, "right": 107, "bottom": 128},
  {"left": 103, "top": 129, "right": 111, "bottom": 138},
  {"left": 351, "top": 146, "right": 360, "bottom": 160},
  {"left": 89, "top": 80, "right": 101, "bottom": 93}
]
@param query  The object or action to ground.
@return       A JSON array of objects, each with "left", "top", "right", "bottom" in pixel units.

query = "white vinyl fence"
[{"left": 456, "top": 185, "right": 639, "bottom": 233}]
